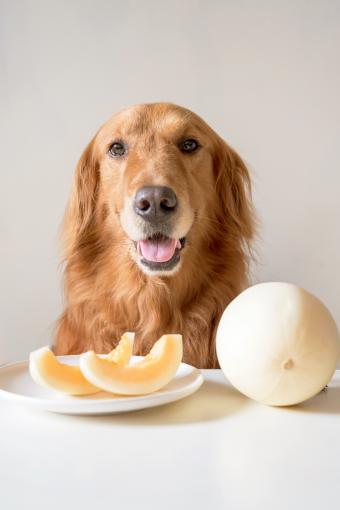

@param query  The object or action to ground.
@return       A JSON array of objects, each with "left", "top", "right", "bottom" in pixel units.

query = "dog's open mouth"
[{"left": 134, "top": 234, "right": 186, "bottom": 271}]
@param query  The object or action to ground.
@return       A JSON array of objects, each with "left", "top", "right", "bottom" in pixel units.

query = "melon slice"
[
  {"left": 79, "top": 334, "right": 183, "bottom": 395},
  {"left": 29, "top": 332, "right": 135, "bottom": 396},
  {"left": 106, "top": 332, "right": 134, "bottom": 365}
]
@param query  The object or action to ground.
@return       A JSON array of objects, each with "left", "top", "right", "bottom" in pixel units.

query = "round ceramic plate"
[{"left": 0, "top": 355, "right": 204, "bottom": 415}]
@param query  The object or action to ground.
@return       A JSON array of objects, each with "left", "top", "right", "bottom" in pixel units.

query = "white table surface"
[{"left": 1, "top": 369, "right": 340, "bottom": 510}]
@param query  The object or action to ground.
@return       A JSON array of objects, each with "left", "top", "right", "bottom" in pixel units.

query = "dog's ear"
[
  {"left": 213, "top": 137, "right": 255, "bottom": 242},
  {"left": 61, "top": 137, "right": 100, "bottom": 257}
]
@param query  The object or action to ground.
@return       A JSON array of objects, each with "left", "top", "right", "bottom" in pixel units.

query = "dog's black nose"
[{"left": 133, "top": 186, "right": 177, "bottom": 221}]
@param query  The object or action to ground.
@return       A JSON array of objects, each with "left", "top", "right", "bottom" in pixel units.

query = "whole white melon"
[{"left": 216, "top": 282, "right": 340, "bottom": 406}]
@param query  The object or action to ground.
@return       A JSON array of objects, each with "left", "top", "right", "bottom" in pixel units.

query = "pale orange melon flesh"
[
  {"left": 29, "top": 332, "right": 135, "bottom": 396},
  {"left": 106, "top": 332, "right": 134, "bottom": 365},
  {"left": 79, "top": 334, "right": 183, "bottom": 395}
]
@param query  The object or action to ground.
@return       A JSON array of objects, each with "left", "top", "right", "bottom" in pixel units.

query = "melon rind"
[{"left": 216, "top": 282, "right": 340, "bottom": 406}]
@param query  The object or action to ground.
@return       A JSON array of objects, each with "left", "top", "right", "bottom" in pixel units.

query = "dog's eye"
[
  {"left": 179, "top": 139, "right": 200, "bottom": 153},
  {"left": 109, "top": 142, "right": 126, "bottom": 157}
]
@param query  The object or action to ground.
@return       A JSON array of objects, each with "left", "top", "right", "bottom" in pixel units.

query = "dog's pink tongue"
[{"left": 139, "top": 238, "right": 178, "bottom": 262}]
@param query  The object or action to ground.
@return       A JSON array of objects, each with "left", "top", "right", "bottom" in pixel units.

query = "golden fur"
[{"left": 54, "top": 103, "right": 255, "bottom": 368}]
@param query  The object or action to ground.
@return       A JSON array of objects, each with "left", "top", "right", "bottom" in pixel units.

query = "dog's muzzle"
[{"left": 132, "top": 186, "right": 185, "bottom": 271}]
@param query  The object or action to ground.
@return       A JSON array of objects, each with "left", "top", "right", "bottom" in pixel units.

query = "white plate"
[{"left": 0, "top": 355, "right": 204, "bottom": 415}]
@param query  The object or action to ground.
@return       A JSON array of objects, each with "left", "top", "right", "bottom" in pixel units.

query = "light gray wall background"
[{"left": 1, "top": 0, "right": 340, "bottom": 364}]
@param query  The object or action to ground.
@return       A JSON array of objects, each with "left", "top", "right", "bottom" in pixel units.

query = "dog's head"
[{"left": 64, "top": 103, "right": 253, "bottom": 278}]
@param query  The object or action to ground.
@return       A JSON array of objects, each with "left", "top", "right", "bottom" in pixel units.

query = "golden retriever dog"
[{"left": 54, "top": 103, "right": 255, "bottom": 368}]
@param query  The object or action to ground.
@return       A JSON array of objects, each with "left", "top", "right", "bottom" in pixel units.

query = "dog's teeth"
[
  {"left": 176, "top": 239, "right": 181, "bottom": 249},
  {"left": 137, "top": 242, "right": 142, "bottom": 255}
]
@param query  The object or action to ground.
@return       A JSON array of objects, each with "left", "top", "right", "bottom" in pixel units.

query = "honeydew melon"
[
  {"left": 79, "top": 334, "right": 183, "bottom": 395},
  {"left": 29, "top": 332, "right": 135, "bottom": 396},
  {"left": 216, "top": 282, "right": 340, "bottom": 406}
]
